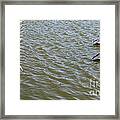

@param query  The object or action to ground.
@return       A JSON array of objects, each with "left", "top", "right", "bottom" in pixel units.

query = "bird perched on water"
[
  {"left": 92, "top": 53, "right": 100, "bottom": 62},
  {"left": 93, "top": 39, "right": 100, "bottom": 47},
  {"left": 92, "top": 38, "right": 100, "bottom": 62},
  {"left": 93, "top": 41, "right": 100, "bottom": 47},
  {"left": 20, "top": 65, "right": 23, "bottom": 71}
]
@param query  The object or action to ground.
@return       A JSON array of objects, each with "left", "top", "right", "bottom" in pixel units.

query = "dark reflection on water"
[{"left": 20, "top": 20, "right": 100, "bottom": 100}]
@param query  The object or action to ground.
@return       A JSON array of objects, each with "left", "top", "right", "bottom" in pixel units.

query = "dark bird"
[{"left": 92, "top": 53, "right": 100, "bottom": 62}]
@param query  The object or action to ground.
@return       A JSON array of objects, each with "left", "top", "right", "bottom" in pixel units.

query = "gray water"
[{"left": 20, "top": 20, "right": 100, "bottom": 100}]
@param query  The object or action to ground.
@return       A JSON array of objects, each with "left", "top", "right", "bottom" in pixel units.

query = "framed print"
[{"left": 0, "top": 0, "right": 119, "bottom": 119}]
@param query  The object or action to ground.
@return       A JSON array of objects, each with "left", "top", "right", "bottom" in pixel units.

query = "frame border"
[{"left": 0, "top": 0, "right": 119, "bottom": 119}]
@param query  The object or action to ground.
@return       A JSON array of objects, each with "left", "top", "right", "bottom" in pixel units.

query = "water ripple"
[{"left": 20, "top": 20, "right": 100, "bottom": 100}]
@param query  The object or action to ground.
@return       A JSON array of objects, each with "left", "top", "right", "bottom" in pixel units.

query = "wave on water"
[{"left": 20, "top": 20, "right": 100, "bottom": 100}]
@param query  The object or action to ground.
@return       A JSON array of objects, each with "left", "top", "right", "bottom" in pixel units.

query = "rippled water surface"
[{"left": 20, "top": 20, "right": 100, "bottom": 100}]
